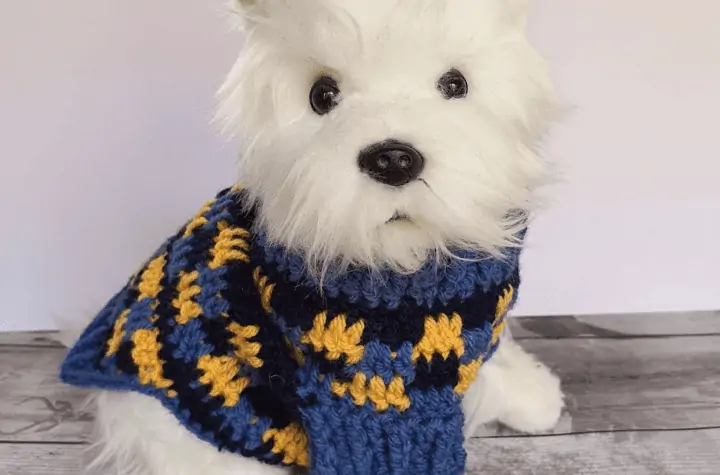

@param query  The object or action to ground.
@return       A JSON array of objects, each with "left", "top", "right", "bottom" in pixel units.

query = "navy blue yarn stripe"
[
  {"left": 259, "top": 251, "right": 518, "bottom": 350},
  {"left": 255, "top": 231, "right": 521, "bottom": 309},
  {"left": 219, "top": 196, "right": 305, "bottom": 429},
  {"left": 150, "top": 196, "right": 280, "bottom": 460}
]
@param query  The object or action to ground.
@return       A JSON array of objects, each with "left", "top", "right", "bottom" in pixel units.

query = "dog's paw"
[{"left": 497, "top": 352, "right": 565, "bottom": 434}]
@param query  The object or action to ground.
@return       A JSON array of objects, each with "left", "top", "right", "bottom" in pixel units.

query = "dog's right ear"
[
  {"left": 233, "top": 0, "right": 263, "bottom": 8},
  {"left": 229, "top": 0, "right": 269, "bottom": 28}
]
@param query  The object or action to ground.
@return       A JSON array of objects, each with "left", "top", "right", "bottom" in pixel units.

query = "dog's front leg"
[{"left": 462, "top": 328, "right": 564, "bottom": 438}]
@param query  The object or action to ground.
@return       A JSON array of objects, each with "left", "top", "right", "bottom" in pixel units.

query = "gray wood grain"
[
  {"left": 0, "top": 443, "right": 87, "bottom": 475},
  {"left": 0, "top": 332, "right": 64, "bottom": 347},
  {"left": 1, "top": 309, "right": 716, "bottom": 347},
  {"left": 466, "top": 428, "right": 720, "bottom": 475},
  {"left": 510, "top": 311, "right": 720, "bottom": 339},
  {"left": 474, "top": 335, "right": 720, "bottom": 437},
  {"left": 0, "top": 346, "right": 93, "bottom": 443},
  {"left": 0, "top": 313, "right": 720, "bottom": 468},
  {"left": 3, "top": 430, "right": 719, "bottom": 475},
  {"left": 0, "top": 336, "right": 720, "bottom": 442},
  {"left": 1, "top": 333, "right": 718, "bottom": 443},
  {"left": 1, "top": 311, "right": 719, "bottom": 475}
]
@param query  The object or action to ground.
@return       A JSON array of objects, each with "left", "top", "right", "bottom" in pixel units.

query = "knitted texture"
[{"left": 60, "top": 187, "right": 522, "bottom": 475}]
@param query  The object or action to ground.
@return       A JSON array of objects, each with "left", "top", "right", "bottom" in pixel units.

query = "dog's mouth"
[{"left": 386, "top": 212, "right": 411, "bottom": 224}]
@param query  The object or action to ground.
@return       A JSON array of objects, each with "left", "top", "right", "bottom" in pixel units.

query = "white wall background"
[{"left": 1, "top": 1, "right": 718, "bottom": 332}]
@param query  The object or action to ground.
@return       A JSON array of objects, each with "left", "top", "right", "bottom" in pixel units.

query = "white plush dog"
[{"left": 79, "top": 1, "right": 564, "bottom": 473}]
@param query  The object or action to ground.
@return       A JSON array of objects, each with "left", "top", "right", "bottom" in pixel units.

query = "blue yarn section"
[
  {"left": 460, "top": 326, "right": 494, "bottom": 365},
  {"left": 357, "top": 340, "right": 415, "bottom": 385},
  {"left": 299, "top": 385, "right": 466, "bottom": 475},
  {"left": 168, "top": 318, "right": 213, "bottom": 363},
  {"left": 255, "top": 231, "right": 522, "bottom": 309},
  {"left": 196, "top": 266, "right": 230, "bottom": 319},
  {"left": 165, "top": 192, "right": 235, "bottom": 283}
]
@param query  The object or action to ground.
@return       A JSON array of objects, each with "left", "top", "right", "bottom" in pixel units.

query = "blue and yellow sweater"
[{"left": 60, "top": 187, "right": 522, "bottom": 475}]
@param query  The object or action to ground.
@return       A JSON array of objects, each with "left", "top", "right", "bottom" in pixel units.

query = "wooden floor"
[{"left": 1, "top": 311, "right": 719, "bottom": 474}]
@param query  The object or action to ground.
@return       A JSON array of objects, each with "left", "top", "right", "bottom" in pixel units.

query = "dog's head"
[{"left": 218, "top": 0, "right": 555, "bottom": 273}]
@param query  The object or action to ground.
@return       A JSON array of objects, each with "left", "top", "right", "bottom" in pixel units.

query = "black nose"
[{"left": 358, "top": 140, "right": 425, "bottom": 187}]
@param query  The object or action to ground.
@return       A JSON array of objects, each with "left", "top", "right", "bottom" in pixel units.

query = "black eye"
[
  {"left": 309, "top": 76, "right": 340, "bottom": 115},
  {"left": 437, "top": 69, "right": 468, "bottom": 99}
]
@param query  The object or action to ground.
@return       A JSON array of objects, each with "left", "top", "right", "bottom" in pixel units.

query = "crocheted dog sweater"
[{"left": 60, "top": 186, "right": 522, "bottom": 475}]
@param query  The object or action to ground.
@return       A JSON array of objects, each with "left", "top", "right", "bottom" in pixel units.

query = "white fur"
[
  {"left": 217, "top": 0, "right": 556, "bottom": 273},
  {"left": 461, "top": 329, "right": 564, "bottom": 438},
  {"left": 87, "top": 391, "right": 286, "bottom": 475},
  {"left": 77, "top": 0, "right": 565, "bottom": 473}
]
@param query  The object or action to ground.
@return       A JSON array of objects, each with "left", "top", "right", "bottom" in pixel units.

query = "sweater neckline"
[{"left": 252, "top": 231, "right": 522, "bottom": 312}]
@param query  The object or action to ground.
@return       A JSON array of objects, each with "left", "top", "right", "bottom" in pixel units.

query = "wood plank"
[
  {"left": 0, "top": 443, "right": 88, "bottom": 475},
  {"left": 0, "top": 332, "right": 64, "bottom": 348},
  {"left": 509, "top": 310, "right": 720, "bottom": 339},
  {"left": 473, "top": 335, "right": 720, "bottom": 437},
  {"left": 1, "top": 310, "right": 717, "bottom": 348},
  {"left": 0, "top": 346, "right": 93, "bottom": 443},
  {"left": 3, "top": 429, "right": 719, "bottom": 475},
  {"left": 466, "top": 428, "right": 720, "bottom": 475},
  {"left": 1, "top": 334, "right": 718, "bottom": 443}
]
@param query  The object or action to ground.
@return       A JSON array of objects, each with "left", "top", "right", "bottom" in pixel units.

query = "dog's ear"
[
  {"left": 234, "top": 0, "right": 263, "bottom": 8},
  {"left": 229, "top": 0, "right": 269, "bottom": 27},
  {"left": 506, "top": 0, "right": 530, "bottom": 28}
]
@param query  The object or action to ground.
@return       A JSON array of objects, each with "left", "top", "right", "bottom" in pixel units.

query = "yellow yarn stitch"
[
  {"left": 369, "top": 375, "right": 411, "bottom": 411},
  {"left": 183, "top": 199, "right": 214, "bottom": 237},
  {"left": 454, "top": 357, "right": 483, "bottom": 394},
  {"left": 331, "top": 373, "right": 410, "bottom": 412},
  {"left": 491, "top": 285, "right": 514, "bottom": 344},
  {"left": 137, "top": 254, "right": 166, "bottom": 300},
  {"left": 105, "top": 309, "right": 130, "bottom": 357},
  {"left": 228, "top": 322, "right": 263, "bottom": 368},
  {"left": 208, "top": 221, "right": 250, "bottom": 269},
  {"left": 197, "top": 355, "right": 249, "bottom": 407},
  {"left": 348, "top": 373, "right": 368, "bottom": 405},
  {"left": 495, "top": 285, "right": 514, "bottom": 320},
  {"left": 331, "top": 373, "right": 366, "bottom": 405},
  {"left": 262, "top": 423, "right": 310, "bottom": 467},
  {"left": 173, "top": 270, "right": 202, "bottom": 324},
  {"left": 412, "top": 313, "right": 464, "bottom": 362},
  {"left": 131, "top": 328, "right": 174, "bottom": 390},
  {"left": 252, "top": 267, "right": 275, "bottom": 314},
  {"left": 301, "top": 312, "right": 365, "bottom": 364},
  {"left": 491, "top": 318, "right": 506, "bottom": 345}
]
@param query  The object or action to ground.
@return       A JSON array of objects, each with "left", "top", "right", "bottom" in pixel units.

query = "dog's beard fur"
[{"left": 217, "top": 0, "right": 556, "bottom": 275}]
